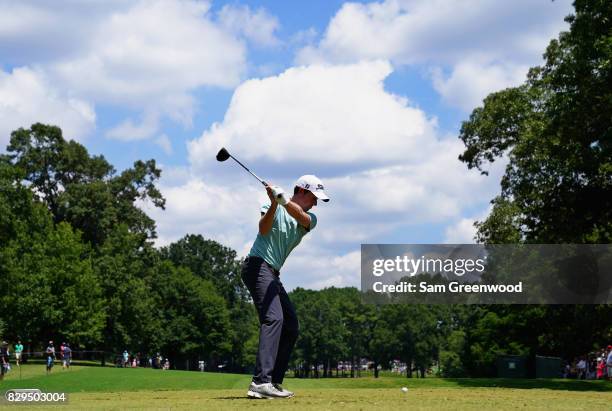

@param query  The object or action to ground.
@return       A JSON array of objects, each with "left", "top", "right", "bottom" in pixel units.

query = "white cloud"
[
  {"left": 444, "top": 218, "right": 477, "bottom": 244},
  {"left": 324, "top": 140, "right": 502, "bottom": 221},
  {"left": 281, "top": 247, "right": 361, "bottom": 290},
  {"left": 443, "top": 206, "right": 492, "bottom": 243},
  {"left": 290, "top": 27, "right": 318, "bottom": 46},
  {"left": 430, "top": 60, "right": 529, "bottom": 112},
  {"left": 106, "top": 112, "right": 159, "bottom": 141},
  {"left": 51, "top": 1, "right": 245, "bottom": 114},
  {"left": 0, "top": 1, "right": 129, "bottom": 65},
  {"left": 189, "top": 61, "right": 437, "bottom": 168},
  {"left": 155, "top": 134, "right": 173, "bottom": 155},
  {"left": 297, "top": 0, "right": 572, "bottom": 111},
  {"left": 218, "top": 4, "right": 280, "bottom": 48},
  {"left": 0, "top": 67, "right": 95, "bottom": 148},
  {"left": 0, "top": 0, "right": 258, "bottom": 141},
  {"left": 297, "top": 0, "right": 572, "bottom": 66}
]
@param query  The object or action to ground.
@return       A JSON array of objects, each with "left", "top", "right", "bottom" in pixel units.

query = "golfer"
[{"left": 242, "top": 175, "right": 329, "bottom": 399}]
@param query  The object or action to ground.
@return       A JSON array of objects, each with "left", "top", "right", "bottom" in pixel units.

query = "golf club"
[
  {"left": 216, "top": 147, "right": 267, "bottom": 186},
  {"left": 217, "top": 147, "right": 268, "bottom": 186},
  {"left": 216, "top": 147, "right": 290, "bottom": 204}
]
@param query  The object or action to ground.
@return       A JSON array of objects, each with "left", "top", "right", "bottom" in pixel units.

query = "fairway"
[{"left": 1, "top": 365, "right": 610, "bottom": 410}]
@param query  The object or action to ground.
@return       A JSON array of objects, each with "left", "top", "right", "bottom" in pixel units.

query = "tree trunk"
[{"left": 374, "top": 362, "right": 379, "bottom": 378}]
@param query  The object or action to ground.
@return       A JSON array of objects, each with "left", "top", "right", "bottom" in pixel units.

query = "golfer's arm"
[
  {"left": 284, "top": 201, "right": 311, "bottom": 229},
  {"left": 259, "top": 202, "right": 278, "bottom": 235}
]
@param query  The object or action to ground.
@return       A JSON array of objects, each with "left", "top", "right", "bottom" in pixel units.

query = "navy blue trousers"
[{"left": 241, "top": 257, "right": 299, "bottom": 384}]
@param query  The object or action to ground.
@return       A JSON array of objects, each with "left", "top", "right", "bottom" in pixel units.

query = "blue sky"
[{"left": 0, "top": 0, "right": 573, "bottom": 290}]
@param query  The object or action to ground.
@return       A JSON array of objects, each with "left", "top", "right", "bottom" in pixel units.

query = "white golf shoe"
[
  {"left": 247, "top": 382, "right": 292, "bottom": 399},
  {"left": 273, "top": 383, "right": 294, "bottom": 397}
]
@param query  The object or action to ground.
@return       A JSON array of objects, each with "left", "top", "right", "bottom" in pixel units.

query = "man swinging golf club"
[
  {"left": 242, "top": 175, "right": 329, "bottom": 399},
  {"left": 215, "top": 148, "right": 330, "bottom": 398}
]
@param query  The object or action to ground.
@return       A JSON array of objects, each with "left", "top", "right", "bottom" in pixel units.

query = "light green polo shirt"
[{"left": 249, "top": 204, "right": 317, "bottom": 271}]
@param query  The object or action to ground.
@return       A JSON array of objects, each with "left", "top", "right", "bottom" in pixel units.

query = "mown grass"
[{"left": 1, "top": 365, "right": 610, "bottom": 410}]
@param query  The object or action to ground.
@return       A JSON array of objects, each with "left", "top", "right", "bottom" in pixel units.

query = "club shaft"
[{"left": 229, "top": 155, "right": 266, "bottom": 185}]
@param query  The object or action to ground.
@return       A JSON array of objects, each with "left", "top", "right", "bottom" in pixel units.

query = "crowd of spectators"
[
  {"left": 116, "top": 351, "right": 170, "bottom": 370},
  {"left": 564, "top": 345, "right": 612, "bottom": 380}
]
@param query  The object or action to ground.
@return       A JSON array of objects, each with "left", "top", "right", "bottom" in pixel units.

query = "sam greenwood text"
[{"left": 372, "top": 282, "right": 523, "bottom": 294}]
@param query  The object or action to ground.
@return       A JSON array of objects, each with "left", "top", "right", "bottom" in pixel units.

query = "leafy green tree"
[
  {"left": 0, "top": 219, "right": 105, "bottom": 347},
  {"left": 149, "top": 260, "right": 233, "bottom": 367},
  {"left": 160, "top": 235, "right": 246, "bottom": 305},
  {"left": 369, "top": 306, "right": 399, "bottom": 378},
  {"left": 334, "top": 288, "right": 371, "bottom": 377},
  {"left": 456, "top": 1, "right": 612, "bottom": 377},
  {"left": 439, "top": 330, "right": 466, "bottom": 377},
  {"left": 6, "top": 123, "right": 165, "bottom": 248},
  {"left": 459, "top": 1, "right": 612, "bottom": 243},
  {"left": 94, "top": 225, "right": 163, "bottom": 355}
]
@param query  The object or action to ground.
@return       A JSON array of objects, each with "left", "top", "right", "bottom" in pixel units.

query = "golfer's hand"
[{"left": 271, "top": 185, "right": 288, "bottom": 206}]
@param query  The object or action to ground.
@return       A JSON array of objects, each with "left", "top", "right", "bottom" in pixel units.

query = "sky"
[{"left": 0, "top": 0, "right": 574, "bottom": 290}]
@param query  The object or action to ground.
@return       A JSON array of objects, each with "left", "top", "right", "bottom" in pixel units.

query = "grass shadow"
[{"left": 447, "top": 378, "right": 612, "bottom": 392}]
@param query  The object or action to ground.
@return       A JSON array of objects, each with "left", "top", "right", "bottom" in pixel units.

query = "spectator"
[
  {"left": 577, "top": 357, "right": 587, "bottom": 379},
  {"left": 122, "top": 350, "right": 129, "bottom": 368},
  {"left": 597, "top": 357, "right": 605, "bottom": 380},
  {"left": 607, "top": 345, "right": 612, "bottom": 382},
  {"left": 0, "top": 341, "right": 9, "bottom": 380},
  {"left": 45, "top": 341, "right": 56, "bottom": 374},
  {"left": 14, "top": 340, "right": 23, "bottom": 367},
  {"left": 62, "top": 343, "right": 72, "bottom": 369}
]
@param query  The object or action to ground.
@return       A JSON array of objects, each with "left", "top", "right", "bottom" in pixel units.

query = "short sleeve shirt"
[{"left": 249, "top": 204, "right": 317, "bottom": 271}]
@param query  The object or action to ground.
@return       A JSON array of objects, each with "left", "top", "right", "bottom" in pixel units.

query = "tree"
[
  {"left": 368, "top": 306, "right": 399, "bottom": 378},
  {"left": 6, "top": 123, "right": 165, "bottom": 248},
  {"left": 439, "top": 330, "right": 466, "bottom": 377},
  {"left": 0, "top": 220, "right": 105, "bottom": 347},
  {"left": 459, "top": 1, "right": 612, "bottom": 243},
  {"left": 94, "top": 225, "right": 163, "bottom": 355},
  {"left": 160, "top": 234, "right": 256, "bottom": 371},
  {"left": 160, "top": 235, "right": 246, "bottom": 305},
  {"left": 149, "top": 260, "right": 233, "bottom": 368}
]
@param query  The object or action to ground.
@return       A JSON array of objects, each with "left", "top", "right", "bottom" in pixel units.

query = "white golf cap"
[{"left": 295, "top": 174, "right": 330, "bottom": 202}]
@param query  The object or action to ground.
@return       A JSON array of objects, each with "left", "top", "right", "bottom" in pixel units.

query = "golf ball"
[{"left": 401, "top": 387, "right": 408, "bottom": 393}]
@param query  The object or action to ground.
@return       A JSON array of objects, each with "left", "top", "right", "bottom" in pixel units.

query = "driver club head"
[{"left": 216, "top": 147, "right": 230, "bottom": 162}]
